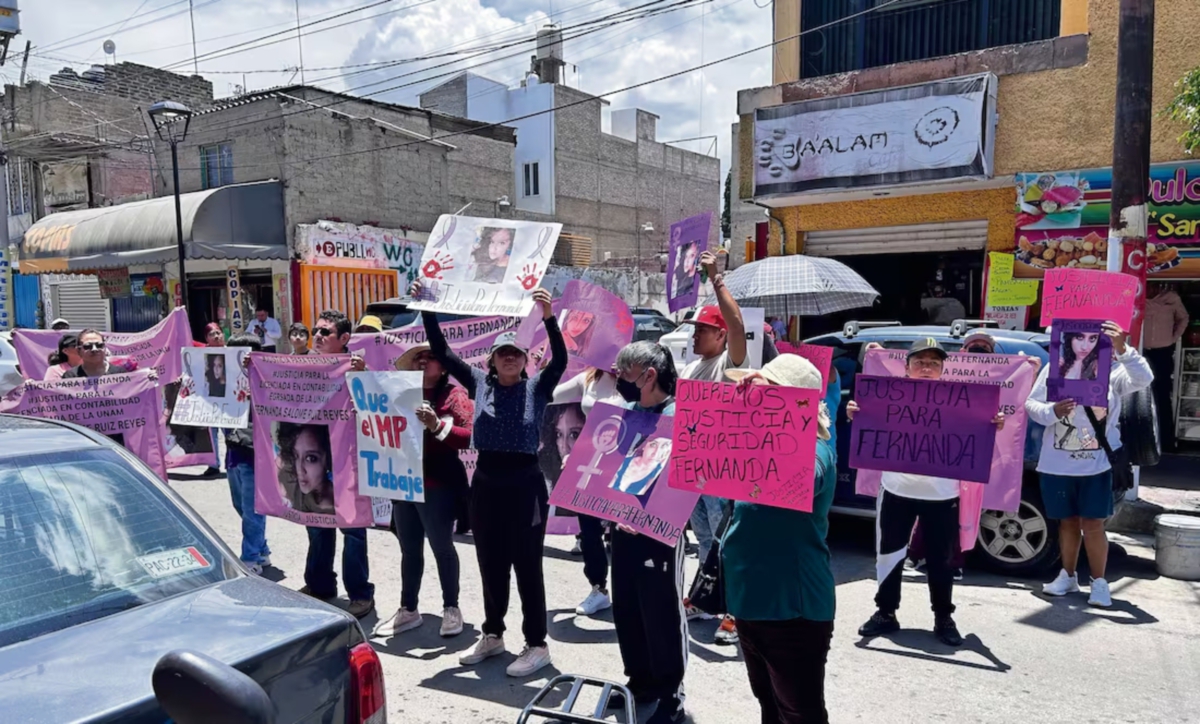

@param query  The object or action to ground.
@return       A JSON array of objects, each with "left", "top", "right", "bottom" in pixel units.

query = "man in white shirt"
[
  {"left": 678, "top": 250, "right": 747, "bottom": 644},
  {"left": 1025, "top": 321, "right": 1152, "bottom": 608},
  {"left": 849, "top": 338, "right": 1004, "bottom": 647},
  {"left": 246, "top": 308, "right": 282, "bottom": 352}
]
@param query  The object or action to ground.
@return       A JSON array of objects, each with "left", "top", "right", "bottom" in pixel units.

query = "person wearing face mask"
[
  {"left": 373, "top": 343, "right": 475, "bottom": 641},
  {"left": 849, "top": 338, "right": 1006, "bottom": 647},
  {"left": 412, "top": 280, "right": 567, "bottom": 678},
  {"left": 608, "top": 340, "right": 688, "bottom": 724},
  {"left": 552, "top": 366, "right": 623, "bottom": 617}
]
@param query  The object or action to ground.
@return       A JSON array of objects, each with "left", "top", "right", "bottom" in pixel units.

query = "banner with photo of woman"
[
  {"left": 408, "top": 214, "right": 562, "bottom": 317},
  {"left": 540, "top": 402, "right": 586, "bottom": 535},
  {"left": 171, "top": 348, "right": 252, "bottom": 428},
  {"left": 667, "top": 212, "right": 712, "bottom": 312},
  {"left": 249, "top": 354, "right": 373, "bottom": 528},
  {"left": 515, "top": 280, "right": 634, "bottom": 376},
  {"left": 1047, "top": 319, "right": 1113, "bottom": 407}
]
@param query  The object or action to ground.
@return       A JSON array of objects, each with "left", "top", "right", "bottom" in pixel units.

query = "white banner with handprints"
[{"left": 409, "top": 215, "right": 562, "bottom": 317}]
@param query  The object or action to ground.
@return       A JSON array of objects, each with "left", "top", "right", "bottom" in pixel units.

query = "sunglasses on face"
[
  {"left": 81, "top": 342, "right": 106, "bottom": 351},
  {"left": 313, "top": 328, "right": 335, "bottom": 337}
]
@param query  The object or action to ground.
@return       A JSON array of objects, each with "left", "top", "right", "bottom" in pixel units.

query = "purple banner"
[
  {"left": 516, "top": 280, "right": 634, "bottom": 373},
  {"left": 14, "top": 307, "right": 191, "bottom": 382},
  {"left": 348, "top": 315, "right": 521, "bottom": 373},
  {"left": 1047, "top": 319, "right": 1113, "bottom": 407},
  {"left": 0, "top": 370, "right": 168, "bottom": 480},
  {"left": 667, "top": 212, "right": 712, "bottom": 312},
  {"left": 548, "top": 402, "right": 698, "bottom": 546},
  {"left": 849, "top": 375, "right": 1001, "bottom": 484},
  {"left": 249, "top": 353, "right": 373, "bottom": 528}
]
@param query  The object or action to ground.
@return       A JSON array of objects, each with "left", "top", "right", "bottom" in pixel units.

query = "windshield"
[{"left": 0, "top": 448, "right": 232, "bottom": 647}]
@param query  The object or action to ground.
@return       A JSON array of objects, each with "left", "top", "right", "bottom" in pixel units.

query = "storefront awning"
[{"left": 19, "top": 180, "right": 287, "bottom": 273}]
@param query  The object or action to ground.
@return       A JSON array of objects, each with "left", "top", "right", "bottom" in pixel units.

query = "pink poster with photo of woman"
[{"left": 249, "top": 353, "right": 373, "bottom": 528}]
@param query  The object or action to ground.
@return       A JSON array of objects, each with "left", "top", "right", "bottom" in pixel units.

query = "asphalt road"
[{"left": 172, "top": 470, "right": 1200, "bottom": 724}]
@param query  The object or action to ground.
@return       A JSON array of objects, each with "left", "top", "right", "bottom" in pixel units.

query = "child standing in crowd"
[
  {"left": 223, "top": 334, "right": 270, "bottom": 575},
  {"left": 611, "top": 340, "right": 688, "bottom": 724},
  {"left": 373, "top": 343, "right": 475, "bottom": 640},
  {"left": 1026, "top": 321, "right": 1152, "bottom": 607},
  {"left": 415, "top": 281, "right": 566, "bottom": 678},
  {"left": 850, "top": 338, "right": 1005, "bottom": 647}
]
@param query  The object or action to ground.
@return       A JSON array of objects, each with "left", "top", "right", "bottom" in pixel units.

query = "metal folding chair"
[{"left": 516, "top": 674, "right": 635, "bottom": 724}]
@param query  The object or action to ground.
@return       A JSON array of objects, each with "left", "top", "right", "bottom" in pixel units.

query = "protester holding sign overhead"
[
  {"left": 414, "top": 279, "right": 567, "bottom": 678},
  {"left": 721, "top": 354, "right": 836, "bottom": 724},
  {"left": 848, "top": 338, "right": 1005, "bottom": 647},
  {"left": 1025, "top": 321, "right": 1151, "bottom": 609},
  {"left": 678, "top": 250, "right": 746, "bottom": 643}
]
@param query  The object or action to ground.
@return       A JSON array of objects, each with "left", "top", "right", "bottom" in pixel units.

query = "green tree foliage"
[
  {"left": 1164, "top": 67, "right": 1200, "bottom": 155},
  {"left": 721, "top": 170, "right": 732, "bottom": 238}
]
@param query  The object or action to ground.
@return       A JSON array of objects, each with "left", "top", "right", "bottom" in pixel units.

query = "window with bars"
[
  {"left": 199, "top": 143, "right": 234, "bottom": 190},
  {"left": 523, "top": 162, "right": 540, "bottom": 197},
  {"left": 6, "top": 159, "right": 33, "bottom": 217}
]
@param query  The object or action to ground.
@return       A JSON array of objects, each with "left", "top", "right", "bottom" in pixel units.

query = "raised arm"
[
  {"left": 533, "top": 289, "right": 568, "bottom": 398},
  {"left": 702, "top": 251, "right": 746, "bottom": 366},
  {"left": 421, "top": 307, "right": 477, "bottom": 397}
]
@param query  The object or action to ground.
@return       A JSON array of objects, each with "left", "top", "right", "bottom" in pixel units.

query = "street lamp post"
[{"left": 147, "top": 101, "right": 193, "bottom": 308}]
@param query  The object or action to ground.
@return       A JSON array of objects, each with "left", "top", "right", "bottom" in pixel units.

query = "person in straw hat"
[
  {"left": 372, "top": 343, "right": 475, "bottom": 641},
  {"left": 721, "top": 354, "right": 837, "bottom": 724}
]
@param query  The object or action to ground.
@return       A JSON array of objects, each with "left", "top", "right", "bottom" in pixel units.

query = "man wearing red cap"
[{"left": 680, "top": 251, "right": 747, "bottom": 644}]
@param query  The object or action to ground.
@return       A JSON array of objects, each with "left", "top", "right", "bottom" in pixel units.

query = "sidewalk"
[{"left": 1110, "top": 453, "right": 1200, "bottom": 534}]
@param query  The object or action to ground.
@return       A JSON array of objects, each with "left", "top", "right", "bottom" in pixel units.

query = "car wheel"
[{"left": 974, "top": 478, "right": 1060, "bottom": 576}]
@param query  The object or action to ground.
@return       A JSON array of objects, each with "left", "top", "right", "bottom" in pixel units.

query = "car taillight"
[{"left": 349, "top": 642, "right": 386, "bottom": 724}]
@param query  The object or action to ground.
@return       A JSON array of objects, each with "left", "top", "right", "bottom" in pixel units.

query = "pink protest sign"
[
  {"left": 854, "top": 347, "right": 1037, "bottom": 513},
  {"left": 249, "top": 353, "right": 373, "bottom": 528},
  {"left": 670, "top": 379, "right": 820, "bottom": 511},
  {"left": 516, "top": 280, "right": 634, "bottom": 373},
  {"left": 1039, "top": 268, "right": 1138, "bottom": 329},
  {"left": 0, "top": 370, "right": 168, "bottom": 481},
  {"left": 348, "top": 316, "right": 521, "bottom": 372},
  {"left": 849, "top": 375, "right": 1000, "bottom": 484},
  {"left": 549, "top": 402, "right": 697, "bottom": 546},
  {"left": 795, "top": 344, "right": 834, "bottom": 389},
  {"left": 14, "top": 307, "right": 191, "bottom": 382}
]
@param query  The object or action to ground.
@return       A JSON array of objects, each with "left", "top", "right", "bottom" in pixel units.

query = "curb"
[{"left": 1110, "top": 499, "right": 1200, "bottom": 535}]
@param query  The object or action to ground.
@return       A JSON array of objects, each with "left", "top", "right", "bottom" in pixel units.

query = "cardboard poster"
[
  {"left": 985, "top": 305, "right": 1029, "bottom": 330},
  {"left": 548, "top": 403, "right": 696, "bottom": 546},
  {"left": 249, "top": 354, "right": 373, "bottom": 528},
  {"left": 0, "top": 370, "right": 168, "bottom": 481},
  {"left": 1047, "top": 319, "right": 1113, "bottom": 407},
  {"left": 409, "top": 214, "right": 562, "bottom": 317},
  {"left": 348, "top": 371, "right": 426, "bottom": 502},
  {"left": 516, "top": 280, "right": 634, "bottom": 373},
  {"left": 849, "top": 374, "right": 1000, "bottom": 484},
  {"left": 540, "top": 402, "right": 586, "bottom": 536},
  {"left": 667, "top": 212, "right": 712, "bottom": 312},
  {"left": 794, "top": 343, "right": 834, "bottom": 389},
  {"left": 670, "top": 379, "right": 820, "bottom": 511},
  {"left": 1039, "top": 268, "right": 1138, "bottom": 329},
  {"left": 172, "top": 348, "right": 252, "bottom": 429}
]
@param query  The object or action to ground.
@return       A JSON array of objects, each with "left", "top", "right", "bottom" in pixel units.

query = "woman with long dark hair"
[
  {"left": 276, "top": 423, "right": 335, "bottom": 515},
  {"left": 1060, "top": 330, "right": 1101, "bottom": 380},
  {"left": 373, "top": 343, "right": 475, "bottom": 641},
  {"left": 412, "top": 279, "right": 566, "bottom": 678},
  {"left": 43, "top": 334, "right": 81, "bottom": 381}
]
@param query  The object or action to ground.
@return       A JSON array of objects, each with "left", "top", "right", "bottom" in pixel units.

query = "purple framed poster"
[
  {"left": 667, "top": 212, "right": 712, "bottom": 312},
  {"left": 1047, "top": 319, "right": 1113, "bottom": 407}
]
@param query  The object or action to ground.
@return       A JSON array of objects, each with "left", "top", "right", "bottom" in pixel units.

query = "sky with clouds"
[{"left": 17, "top": 0, "right": 774, "bottom": 179}]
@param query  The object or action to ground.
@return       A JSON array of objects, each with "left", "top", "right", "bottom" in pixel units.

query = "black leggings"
[{"left": 472, "top": 453, "right": 550, "bottom": 647}]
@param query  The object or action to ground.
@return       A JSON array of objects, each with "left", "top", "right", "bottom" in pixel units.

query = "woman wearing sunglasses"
[{"left": 62, "top": 330, "right": 123, "bottom": 379}]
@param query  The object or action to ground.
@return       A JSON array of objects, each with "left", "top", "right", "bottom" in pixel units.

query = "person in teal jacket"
[{"left": 722, "top": 354, "right": 837, "bottom": 724}]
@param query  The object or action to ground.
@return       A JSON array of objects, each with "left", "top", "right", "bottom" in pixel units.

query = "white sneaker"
[
  {"left": 684, "top": 602, "right": 714, "bottom": 621},
  {"left": 506, "top": 645, "right": 552, "bottom": 677},
  {"left": 460, "top": 634, "right": 506, "bottom": 666},
  {"left": 1043, "top": 569, "right": 1081, "bottom": 596},
  {"left": 440, "top": 607, "right": 464, "bottom": 637},
  {"left": 245, "top": 562, "right": 263, "bottom": 576},
  {"left": 258, "top": 555, "right": 271, "bottom": 568},
  {"left": 570, "top": 539, "right": 583, "bottom": 555},
  {"left": 575, "top": 586, "right": 612, "bottom": 616},
  {"left": 372, "top": 609, "right": 422, "bottom": 638},
  {"left": 1088, "top": 578, "right": 1113, "bottom": 608}
]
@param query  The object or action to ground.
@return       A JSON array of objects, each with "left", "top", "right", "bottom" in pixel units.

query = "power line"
[{"left": 33, "top": 0, "right": 191, "bottom": 54}]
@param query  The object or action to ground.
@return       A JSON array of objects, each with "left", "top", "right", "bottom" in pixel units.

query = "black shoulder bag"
[
  {"left": 686, "top": 510, "right": 732, "bottom": 616},
  {"left": 1083, "top": 406, "right": 1134, "bottom": 495}
]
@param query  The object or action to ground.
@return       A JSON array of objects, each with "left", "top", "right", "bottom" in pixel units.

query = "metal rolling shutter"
[
  {"left": 804, "top": 220, "right": 990, "bottom": 257},
  {"left": 50, "top": 277, "right": 111, "bottom": 331}
]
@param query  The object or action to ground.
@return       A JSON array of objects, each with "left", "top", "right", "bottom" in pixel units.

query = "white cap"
[{"left": 50, "top": 318, "right": 70, "bottom": 328}]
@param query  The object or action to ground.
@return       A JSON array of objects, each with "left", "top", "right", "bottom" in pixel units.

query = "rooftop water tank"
[{"left": 0, "top": 0, "right": 19, "bottom": 37}]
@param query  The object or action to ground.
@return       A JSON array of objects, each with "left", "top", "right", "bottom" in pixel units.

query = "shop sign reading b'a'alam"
[{"left": 752, "top": 73, "right": 997, "bottom": 198}]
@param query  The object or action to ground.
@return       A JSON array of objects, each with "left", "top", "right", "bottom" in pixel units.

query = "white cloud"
[{"left": 17, "top": 0, "right": 772, "bottom": 177}]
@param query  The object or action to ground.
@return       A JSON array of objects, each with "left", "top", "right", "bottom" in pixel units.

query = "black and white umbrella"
[{"left": 699, "top": 254, "right": 879, "bottom": 316}]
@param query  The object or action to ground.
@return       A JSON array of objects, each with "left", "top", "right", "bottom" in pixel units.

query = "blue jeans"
[
  {"left": 305, "top": 526, "right": 374, "bottom": 601},
  {"left": 690, "top": 495, "right": 729, "bottom": 563},
  {"left": 227, "top": 463, "right": 269, "bottom": 564}
]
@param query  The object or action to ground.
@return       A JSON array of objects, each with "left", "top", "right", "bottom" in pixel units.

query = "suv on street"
[{"left": 804, "top": 320, "right": 1154, "bottom": 577}]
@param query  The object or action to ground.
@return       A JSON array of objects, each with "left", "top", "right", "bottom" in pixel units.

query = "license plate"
[{"left": 137, "top": 547, "right": 211, "bottom": 578}]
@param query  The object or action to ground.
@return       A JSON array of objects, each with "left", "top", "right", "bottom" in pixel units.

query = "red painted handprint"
[
  {"left": 518, "top": 263, "right": 541, "bottom": 290},
  {"left": 422, "top": 252, "right": 455, "bottom": 280}
]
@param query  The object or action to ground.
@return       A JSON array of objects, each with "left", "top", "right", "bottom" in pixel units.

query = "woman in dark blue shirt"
[{"left": 414, "top": 281, "right": 567, "bottom": 678}]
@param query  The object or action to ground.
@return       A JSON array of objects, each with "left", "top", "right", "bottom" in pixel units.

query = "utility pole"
[
  {"left": 1107, "top": 0, "right": 1155, "bottom": 348},
  {"left": 188, "top": 0, "right": 199, "bottom": 75},
  {"left": 18, "top": 40, "right": 29, "bottom": 85},
  {"left": 295, "top": 0, "right": 306, "bottom": 85}
]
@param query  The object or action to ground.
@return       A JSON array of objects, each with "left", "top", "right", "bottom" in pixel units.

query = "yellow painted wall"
[{"left": 749, "top": 0, "right": 1200, "bottom": 254}]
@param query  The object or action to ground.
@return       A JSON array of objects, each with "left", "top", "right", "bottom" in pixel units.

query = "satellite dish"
[{"left": 103, "top": 39, "right": 116, "bottom": 57}]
